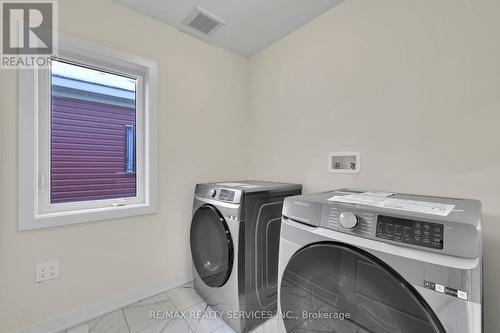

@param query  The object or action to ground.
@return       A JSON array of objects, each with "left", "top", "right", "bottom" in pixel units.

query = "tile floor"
[{"left": 65, "top": 282, "right": 278, "bottom": 333}]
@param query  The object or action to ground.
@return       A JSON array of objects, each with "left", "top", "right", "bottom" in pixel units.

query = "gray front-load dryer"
[
  {"left": 190, "top": 181, "right": 302, "bottom": 332},
  {"left": 278, "top": 189, "right": 482, "bottom": 333}
]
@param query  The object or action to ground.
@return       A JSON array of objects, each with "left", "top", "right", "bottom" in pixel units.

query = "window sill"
[{"left": 19, "top": 202, "right": 157, "bottom": 231}]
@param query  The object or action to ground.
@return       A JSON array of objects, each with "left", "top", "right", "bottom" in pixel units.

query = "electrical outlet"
[{"left": 36, "top": 260, "right": 60, "bottom": 283}]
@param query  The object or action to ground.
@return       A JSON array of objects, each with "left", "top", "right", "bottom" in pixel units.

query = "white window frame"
[{"left": 18, "top": 34, "right": 158, "bottom": 231}]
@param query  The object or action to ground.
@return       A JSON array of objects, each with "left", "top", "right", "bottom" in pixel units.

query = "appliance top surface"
[
  {"left": 197, "top": 180, "right": 302, "bottom": 193},
  {"left": 293, "top": 189, "right": 481, "bottom": 227}
]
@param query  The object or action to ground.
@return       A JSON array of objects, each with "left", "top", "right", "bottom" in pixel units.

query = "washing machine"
[
  {"left": 190, "top": 181, "right": 302, "bottom": 332},
  {"left": 278, "top": 189, "right": 482, "bottom": 333}
]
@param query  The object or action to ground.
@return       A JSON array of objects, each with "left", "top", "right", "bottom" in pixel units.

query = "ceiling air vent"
[{"left": 182, "top": 6, "right": 225, "bottom": 36}]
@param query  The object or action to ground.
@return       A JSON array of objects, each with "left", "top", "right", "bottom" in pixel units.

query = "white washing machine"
[
  {"left": 277, "top": 189, "right": 482, "bottom": 333},
  {"left": 190, "top": 181, "right": 302, "bottom": 332}
]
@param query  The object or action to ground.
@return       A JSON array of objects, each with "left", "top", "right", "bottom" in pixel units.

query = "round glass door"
[
  {"left": 190, "top": 204, "right": 234, "bottom": 288},
  {"left": 280, "top": 242, "right": 445, "bottom": 333}
]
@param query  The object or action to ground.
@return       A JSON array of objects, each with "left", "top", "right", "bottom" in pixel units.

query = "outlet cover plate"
[
  {"left": 36, "top": 260, "right": 60, "bottom": 283},
  {"left": 328, "top": 152, "right": 361, "bottom": 174}
]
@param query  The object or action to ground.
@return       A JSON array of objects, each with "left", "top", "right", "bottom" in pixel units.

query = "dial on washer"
[{"left": 339, "top": 211, "right": 358, "bottom": 229}]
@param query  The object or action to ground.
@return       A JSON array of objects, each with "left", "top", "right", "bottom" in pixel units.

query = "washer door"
[
  {"left": 190, "top": 204, "right": 234, "bottom": 288},
  {"left": 280, "top": 242, "right": 445, "bottom": 333}
]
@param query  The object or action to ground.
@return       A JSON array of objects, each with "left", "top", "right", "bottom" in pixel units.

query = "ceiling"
[{"left": 114, "top": 0, "right": 344, "bottom": 58}]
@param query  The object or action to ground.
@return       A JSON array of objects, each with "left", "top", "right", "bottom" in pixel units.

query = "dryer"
[
  {"left": 190, "top": 181, "right": 302, "bottom": 332},
  {"left": 278, "top": 189, "right": 482, "bottom": 333}
]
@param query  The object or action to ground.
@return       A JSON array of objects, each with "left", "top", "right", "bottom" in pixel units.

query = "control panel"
[
  {"left": 218, "top": 189, "right": 236, "bottom": 202},
  {"left": 324, "top": 207, "right": 375, "bottom": 236},
  {"left": 283, "top": 191, "right": 480, "bottom": 258},
  {"left": 195, "top": 185, "right": 242, "bottom": 204},
  {"left": 376, "top": 215, "right": 444, "bottom": 249}
]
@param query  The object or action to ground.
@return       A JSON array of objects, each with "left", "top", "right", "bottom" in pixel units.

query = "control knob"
[
  {"left": 209, "top": 188, "right": 217, "bottom": 198},
  {"left": 339, "top": 212, "right": 358, "bottom": 230}
]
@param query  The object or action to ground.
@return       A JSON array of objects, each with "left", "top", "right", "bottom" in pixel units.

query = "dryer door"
[
  {"left": 190, "top": 204, "right": 234, "bottom": 288},
  {"left": 280, "top": 242, "right": 445, "bottom": 333}
]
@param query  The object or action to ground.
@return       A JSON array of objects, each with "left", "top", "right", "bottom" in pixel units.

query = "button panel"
[{"left": 376, "top": 215, "right": 444, "bottom": 249}]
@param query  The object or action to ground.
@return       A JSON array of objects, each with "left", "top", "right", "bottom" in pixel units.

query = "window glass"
[{"left": 50, "top": 60, "right": 137, "bottom": 204}]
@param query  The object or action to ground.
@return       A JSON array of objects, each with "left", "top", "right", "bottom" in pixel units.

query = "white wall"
[
  {"left": 0, "top": 0, "right": 249, "bottom": 331},
  {"left": 248, "top": 0, "right": 500, "bottom": 332},
  {"left": 2, "top": 0, "right": 500, "bottom": 332}
]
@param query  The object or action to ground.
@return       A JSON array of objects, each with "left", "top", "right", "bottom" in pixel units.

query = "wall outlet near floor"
[{"left": 36, "top": 260, "right": 60, "bottom": 283}]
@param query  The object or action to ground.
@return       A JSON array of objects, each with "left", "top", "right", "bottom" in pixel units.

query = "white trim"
[
  {"left": 18, "top": 33, "right": 158, "bottom": 231},
  {"left": 12, "top": 272, "right": 192, "bottom": 333}
]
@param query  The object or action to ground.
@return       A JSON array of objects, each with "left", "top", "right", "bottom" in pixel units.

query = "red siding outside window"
[{"left": 50, "top": 60, "right": 137, "bottom": 204}]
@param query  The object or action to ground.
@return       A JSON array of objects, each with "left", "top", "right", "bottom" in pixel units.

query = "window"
[
  {"left": 50, "top": 60, "right": 138, "bottom": 203},
  {"left": 19, "top": 34, "right": 157, "bottom": 230}
]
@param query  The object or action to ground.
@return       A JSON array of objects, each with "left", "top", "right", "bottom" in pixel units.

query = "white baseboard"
[{"left": 14, "top": 271, "right": 192, "bottom": 333}]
